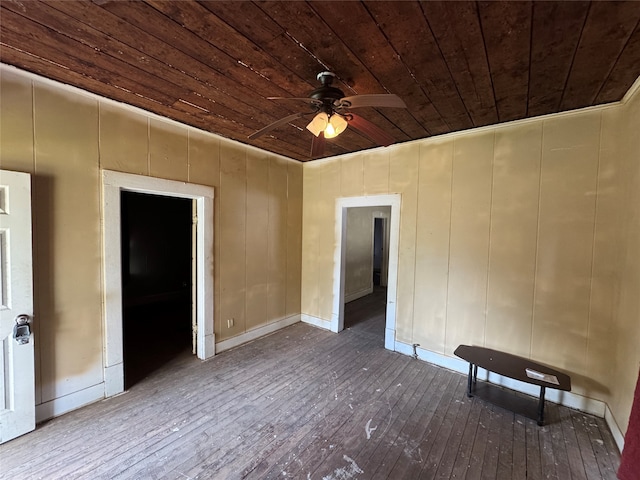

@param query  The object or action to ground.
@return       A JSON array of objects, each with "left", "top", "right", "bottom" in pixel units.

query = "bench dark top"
[{"left": 454, "top": 345, "right": 571, "bottom": 392}]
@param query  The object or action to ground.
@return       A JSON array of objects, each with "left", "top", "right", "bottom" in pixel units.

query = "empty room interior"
[{"left": 1, "top": 1, "right": 640, "bottom": 479}]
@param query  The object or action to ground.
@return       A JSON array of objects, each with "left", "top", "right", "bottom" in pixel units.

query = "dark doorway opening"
[
  {"left": 121, "top": 191, "right": 193, "bottom": 389},
  {"left": 373, "top": 217, "right": 384, "bottom": 286}
]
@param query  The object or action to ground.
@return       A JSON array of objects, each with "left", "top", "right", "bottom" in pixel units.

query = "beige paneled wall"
[
  {"left": 485, "top": 123, "right": 541, "bottom": 356},
  {"left": 301, "top": 99, "right": 637, "bottom": 425},
  {"left": 32, "top": 85, "right": 103, "bottom": 403},
  {"left": 445, "top": 133, "right": 493, "bottom": 355},
  {"left": 0, "top": 67, "right": 302, "bottom": 408},
  {"left": 609, "top": 85, "right": 640, "bottom": 435},
  {"left": 413, "top": 139, "right": 452, "bottom": 352}
]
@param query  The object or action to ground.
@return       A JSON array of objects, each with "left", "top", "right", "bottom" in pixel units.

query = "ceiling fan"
[{"left": 248, "top": 72, "right": 407, "bottom": 158}]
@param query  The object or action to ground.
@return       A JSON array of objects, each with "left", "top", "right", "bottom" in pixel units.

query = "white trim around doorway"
[
  {"left": 101, "top": 170, "right": 215, "bottom": 397},
  {"left": 331, "top": 194, "right": 401, "bottom": 351}
]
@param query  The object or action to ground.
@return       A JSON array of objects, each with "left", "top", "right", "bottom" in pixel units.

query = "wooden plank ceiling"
[{"left": 1, "top": 1, "right": 640, "bottom": 162}]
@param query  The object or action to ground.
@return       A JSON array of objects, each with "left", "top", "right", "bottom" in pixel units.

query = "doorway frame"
[
  {"left": 331, "top": 194, "right": 401, "bottom": 351},
  {"left": 101, "top": 170, "right": 214, "bottom": 397}
]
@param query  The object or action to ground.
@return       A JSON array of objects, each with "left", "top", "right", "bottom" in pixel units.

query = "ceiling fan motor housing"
[{"left": 310, "top": 72, "right": 344, "bottom": 113}]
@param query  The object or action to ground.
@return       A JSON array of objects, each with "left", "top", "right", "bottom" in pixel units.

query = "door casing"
[
  {"left": 331, "top": 194, "right": 401, "bottom": 350},
  {"left": 101, "top": 170, "right": 214, "bottom": 397}
]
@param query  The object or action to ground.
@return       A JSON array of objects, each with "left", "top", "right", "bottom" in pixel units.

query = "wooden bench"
[{"left": 454, "top": 345, "right": 571, "bottom": 425}]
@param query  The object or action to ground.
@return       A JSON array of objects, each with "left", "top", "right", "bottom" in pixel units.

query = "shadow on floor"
[
  {"left": 344, "top": 286, "right": 387, "bottom": 338},
  {"left": 123, "top": 301, "right": 192, "bottom": 389}
]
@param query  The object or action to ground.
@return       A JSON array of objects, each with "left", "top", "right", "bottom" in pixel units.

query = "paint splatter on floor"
[
  {"left": 322, "top": 454, "right": 363, "bottom": 480},
  {"left": 365, "top": 419, "right": 378, "bottom": 440}
]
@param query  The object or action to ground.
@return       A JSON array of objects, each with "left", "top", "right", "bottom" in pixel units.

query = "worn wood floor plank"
[
  {"left": 262, "top": 352, "right": 411, "bottom": 479},
  {"left": 384, "top": 373, "right": 460, "bottom": 479},
  {"left": 539, "top": 407, "right": 560, "bottom": 480},
  {"left": 433, "top": 384, "right": 474, "bottom": 478},
  {"left": 7, "top": 324, "right": 326, "bottom": 476},
  {"left": 479, "top": 406, "right": 501, "bottom": 479},
  {"left": 525, "top": 417, "right": 543, "bottom": 480},
  {"left": 512, "top": 415, "right": 528, "bottom": 479},
  {"left": 181, "top": 334, "right": 385, "bottom": 479},
  {"left": 0, "top": 290, "right": 621, "bottom": 480},
  {"left": 495, "top": 406, "right": 515, "bottom": 479},
  {"left": 417, "top": 376, "right": 467, "bottom": 478},
  {"left": 572, "top": 410, "right": 618, "bottom": 480},
  {"left": 113, "top": 332, "right": 365, "bottom": 480},
  {"left": 465, "top": 400, "right": 492, "bottom": 480},
  {"left": 64, "top": 330, "right": 336, "bottom": 477},
  {"left": 304, "top": 357, "right": 429, "bottom": 479},
  {"left": 356, "top": 367, "right": 450, "bottom": 478},
  {"left": 450, "top": 396, "right": 485, "bottom": 478},
  {"left": 244, "top": 345, "right": 406, "bottom": 479}
]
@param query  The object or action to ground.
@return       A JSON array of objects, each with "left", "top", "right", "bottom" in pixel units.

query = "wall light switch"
[{"left": 227, "top": 318, "right": 234, "bottom": 328}]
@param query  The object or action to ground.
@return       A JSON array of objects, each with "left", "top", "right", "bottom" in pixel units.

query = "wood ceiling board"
[
  {"left": 596, "top": 19, "right": 640, "bottom": 104},
  {"left": 478, "top": 1, "right": 532, "bottom": 122},
  {"left": 196, "top": 0, "right": 384, "bottom": 152},
  {"left": 200, "top": 1, "right": 327, "bottom": 86},
  {"left": 561, "top": 1, "right": 640, "bottom": 111},
  {"left": 258, "top": 1, "right": 424, "bottom": 140},
  {"left": 12, "top": 1, "right": 284, "bottom": 136},
  {"left": 96, "top": 1, "right": 296, "bottom": 101},
  {"left": 528, "top": 1, "right": 590, "bottom": 117},
  {"left": 37, "top": 2, "right": 312, "bottom": 152},
  {"left": 422, "top": 1, "right": 499, "bottom": 127},
  {"left": 87, "top": 0, "right": 319, "bottom": 157},
  {"left": 364, "top": 1, "right": 474, "bottom": 132},
  {"left": 310, "top": 1, "right": 438, "bottom": 138},
  {"left": 199, "top": 1, "right": 285, "bottom": 47},
  {"left": 45, "top": 0, "right": 301, "bottom": 128},
  {"left": 145, "top": 0, "right": 315, "bottom": 94},
  {"left": 256, "top": 1, "right": 380, "bottom": 93},
  {"left": 0, "top": 9, "right": 179, "bottom": 108}
]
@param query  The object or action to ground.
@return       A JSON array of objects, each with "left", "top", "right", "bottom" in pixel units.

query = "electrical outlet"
[{"left": 227, "top": 318, "right": 234, "bottom": 328}]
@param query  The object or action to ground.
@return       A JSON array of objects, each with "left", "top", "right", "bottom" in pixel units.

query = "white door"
[{"left": 0, "top": 170, "right": 35, "bottom": 444}]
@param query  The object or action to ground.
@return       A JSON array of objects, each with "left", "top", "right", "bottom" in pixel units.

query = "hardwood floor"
[{"left": 0, "top": 290, "right": 620, "bottom": 479}]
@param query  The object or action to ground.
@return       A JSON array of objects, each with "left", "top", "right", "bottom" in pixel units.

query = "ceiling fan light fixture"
[
  {"left": 324, "top": 114, "right": 348, "bottom": 139},
  {"left": 306, "top": 112, "right": 329, "bottom": 137}
]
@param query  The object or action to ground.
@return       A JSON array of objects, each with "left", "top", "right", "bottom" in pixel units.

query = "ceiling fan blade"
[
  {"left": 346, "top": 113, "right": 396, "bottom": 147},
  {"left": 310, "top": 131, "right": 326, "bottom": 158},
  {"left": 267, "top": 97, "right": 323, "bottom": 107},
  {"left": 336, "top": 94, "right": 407, "bottom": 109},
  {"left": 248, "top": 112, "right": 308, "bottom": 140}
]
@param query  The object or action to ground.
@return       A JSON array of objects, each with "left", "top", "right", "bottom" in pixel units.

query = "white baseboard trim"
[
  {"left": 215, "top": 314, "right": 300, "bottom": 354},
  {"left": 35, "top": 383, "right": 105, "bottom": 423},
  {"left": 345, "top": 286, "right": 373, "bottom": 304},
  {"left": 394, "top": 340, "right": 607, "bottom": 418},
  {"left": 300, "top": 313, "right": 332, "bottom": 331},
  {"left": 104, "top": 362, "right": 124, "bottom": 397},
  {"left": 605, "top": 404, "right": 625, "bottom": 452},
  {"left": 199, "top": 333, "right": 215, "bottom": 360}
]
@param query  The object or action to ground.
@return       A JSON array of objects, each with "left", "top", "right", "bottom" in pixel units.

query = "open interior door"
[{"left": 0, "top": 170, "right": 35, "bottom": 444}]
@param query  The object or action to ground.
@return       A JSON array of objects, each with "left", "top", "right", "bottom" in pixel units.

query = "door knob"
[{"left": 13, "top": 314, "right": 32, "bottom": 345}]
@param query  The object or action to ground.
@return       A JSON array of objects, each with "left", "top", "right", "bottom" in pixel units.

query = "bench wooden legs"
[
  {"left": 466, "top": 363, "right": 480, "bottom": 397},
  {"left": 465, "top": 362, "right": 547, "bottom": 426},
  {"left": 537, "top": 386, "right": 546, "bottom": 426}
]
